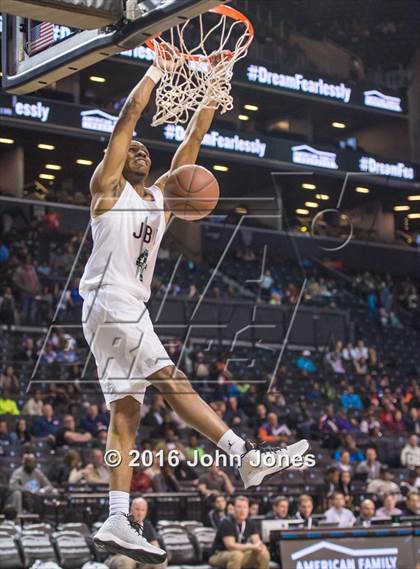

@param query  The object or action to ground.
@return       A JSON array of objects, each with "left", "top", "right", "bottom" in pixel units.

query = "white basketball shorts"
[{"left": 82, "top": 286, "right": 173, "bottom": 409}]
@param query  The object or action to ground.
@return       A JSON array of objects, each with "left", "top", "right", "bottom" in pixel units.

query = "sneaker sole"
[
  {"left": 244, "top": 440, "right": 310, "bottom": 488},
  {"left": 94, "top": 535, "right": 167, "bottom": 564}
]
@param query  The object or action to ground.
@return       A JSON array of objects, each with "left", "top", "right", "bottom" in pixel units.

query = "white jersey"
[{"left": 79, "top": 181, "right": 165, "bottom": 302}]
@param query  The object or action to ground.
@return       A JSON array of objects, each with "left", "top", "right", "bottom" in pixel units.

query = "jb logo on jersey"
[
  {"left": 136, "top": 249, "right": 149, "bottom": 282},
  {"left": 133, "top": 222, "right": 153, "bottom": 243}
]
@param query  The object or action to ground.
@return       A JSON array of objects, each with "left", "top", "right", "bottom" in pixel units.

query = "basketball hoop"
[{"left": 145, "top": 5, "right": 254, "bottom": 126}]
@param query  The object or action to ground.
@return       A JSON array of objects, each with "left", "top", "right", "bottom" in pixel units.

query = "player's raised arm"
[{"left": 90, "top": 65, "right": 163, "bottom": 211}]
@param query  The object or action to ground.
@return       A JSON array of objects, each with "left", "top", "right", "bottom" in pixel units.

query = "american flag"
[{"left": 28, "top": 22, "right": 54, "bottom": 55}]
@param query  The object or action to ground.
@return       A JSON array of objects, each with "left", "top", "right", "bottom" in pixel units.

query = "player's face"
[{"left": 125, "top": 141, "right": 151, "bottom": 176}]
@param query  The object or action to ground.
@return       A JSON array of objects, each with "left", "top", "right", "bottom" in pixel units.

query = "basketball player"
[{"left": 79, "top": 56, "right": 309, "bottom": 563}]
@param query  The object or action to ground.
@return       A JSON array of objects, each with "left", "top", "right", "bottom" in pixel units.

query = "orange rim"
[{"left": 145, "top": 4, "right": 254, "bottom": 62}]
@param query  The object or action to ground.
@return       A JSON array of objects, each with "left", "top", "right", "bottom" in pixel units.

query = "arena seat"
[
  {"left": 189, "top": 526, "right": 216, "bottom": 562},
  {"left": 158, "top": 526, "right": 198, "bottom": 565},
  {"left": 0, "top": 532, "right": 23, "bottom": 569},
  {"left": 19, "top": 532, "right": 57, "bottom": 567},
  {"left": 52, "top": 530, "right": 92, "bottom": 568}
]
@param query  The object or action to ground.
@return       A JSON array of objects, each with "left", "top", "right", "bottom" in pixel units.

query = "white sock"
[
  {"left": 109, "top": 490, "right": 129, "bottom": 516},
  {"left": 217, "top": 429, "right": 246, "bottom": 457}
]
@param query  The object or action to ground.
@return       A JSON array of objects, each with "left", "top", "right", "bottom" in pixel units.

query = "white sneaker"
[
  {"left": 239, "top": 439, "right": 310, "bottom": 489},
  {"left": 93, "top": 513, "right": 167, "bottom": 564}
]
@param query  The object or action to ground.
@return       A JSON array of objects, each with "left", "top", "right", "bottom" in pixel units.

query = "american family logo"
[
  {"left": 291, "top": 541, "right": 398, "bottom": 569},
  {"left": 163, "top": 124, "right": 267, "bottom": 158},
  {"left": 363, "top": 90, "right": 402, "bottom": 113},
  {"left": 246, "top": 65, "right": 352, "bottom": 104},
  {"left": 291, "top": 145, "right": 339, "bottom": 170},
  {"left": 359, "top": 156, "right": 415, "bottom": 180},
  {"left": 80, "top": 109, "right": 118, "bottom": 133}
]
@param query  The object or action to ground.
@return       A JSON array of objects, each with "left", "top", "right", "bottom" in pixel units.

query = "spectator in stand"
[
  {"left": 356, "top": 447, "right": 382, "bottom": 480},
  {"left": 325, "top": 467, "right": 340, "bottom": 496},
  {"left": 355, "top": 499, "right": 376, "bottom": 527},
  {"left": 0, "top": 390, "right": 20, "bottom": 415},
  {"left": 375, "top": 493, "right": 402, "bottom": 518},
  {"left": 324, "top": 492, "right": 356, "bottom": 528},
  {"left": 12, "top": 253, "right": 41, "bottom": 323},
  {"left": 199, "top": 463, "right": 234, "bottom": 496},
  {"left": 223, "top": 397, "right": 247, "bottom": 427},
  {"left": 260, "top": 270, "right": 274, "bottom": 302},
  {"left": 7, "top": 453, "right": 55, "bottom": 513},
  {"left": 142, "top": 394, "right": 168, "bottom": 427},
  {"left": 338, "top": 471, "right": 353, "bottom": 505},
  {"left": 209, "top": 496, "right": 270, "bottom": 569},
  {"left": 295, "top": 350, "right": 317, "bottom": 373},
  {"left": 31, "top": 404, "right": 61, "bottom": 437},
  {"left": 400, "top": 491, "right": 419, "bottom": 516},
  {"left": 15, "top": 418, "right": 31, "bottom": 446},
  {"left": 185, "top": 432, "right": 205, "bottom": 463},
  {"left": 0, "top": 286, "right": 17, "bottom": 325},
  {"left": 0, "top": 419, "right": 19, "bottom": 448},
  {"left": 334, "top": 450, "right": 352, "bottom": 473},
  {"left": 56, "top": 449, "right": 85, "bottom": 485},
  {"left": 208, "top": 494, "right": 228, "bottom": 529},
  {"left": 258, "top": 413, "right": 291, "bottom": 444},
  {"left": 340, "top": 385, "right": 363, "bottom": 410},
  {"left": 152, "top": 463, "right": 181, "bottom": 492},
  {"left": 79, "top": 403, "right": 108, "bottom": 436},
  {"left": 107, "top": 497, "right": 167, "bottom": 569},
  {"left": 40, "top": 343, "right": 57, "bottom": 364},
  {"left": 335, "top": 435, "right": 365, "bottom": 463},
  {"left": 0, "top": 366, "right": 19, "bottom": 393},
  {"left": 367, "top": 467, "right": 401, "bottom": 497},
  {"left": 295, "top": 495, "right": 315, "bottom": 528},
  {"left": 249, "top": 501, "right": 259, "bottom": 517},
  {"left": 22, "top": 389, "right": 43, "bottom": 416},
  {"left": 265, "top": 496, "right": 289, "bottom": 520},
  {"left": 130, "top": 466, "right": 153, "bottom": 493},
  {"left": 18, "top": 337, "right": 37, "bottom": 362},
  {"left": 54, "top": 414, "right": 92, "bottom": 446},
  {"left": 404, "top": 407, "right": 419, "bottom": 434},
  {"left": 81, "top": 448, "right": 110, "bottom": 484},
  {"left": 400, "top": 434, "right": 420, "bottom": 468},
  {"left": 249, "top": 404, "right": 267, "bottom": 431},
  {"left": 388, "top": 410, "right": 407, "bottom": 434}
]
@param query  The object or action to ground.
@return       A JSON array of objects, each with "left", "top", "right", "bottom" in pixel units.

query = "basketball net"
[{"left": 146, "top": 7, "right": 254, "bottom": 126}]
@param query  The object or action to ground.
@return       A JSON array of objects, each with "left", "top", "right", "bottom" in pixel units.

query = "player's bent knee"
[
  {"left": 110, "top": 397, "right": 141, "bottom": 430},
  {"left": 149, "top": 365, "right": 194, "bottom": 395}
]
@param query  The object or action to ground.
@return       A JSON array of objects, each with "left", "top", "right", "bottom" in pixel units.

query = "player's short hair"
[
  {"left": 234, "top": 495, "right": 249, "bottom": 505},
  {"left": 298, "top": 494, "right": 313, "bottom": 505},
  {"left": 273, "top": 495, "right": 288, "bottom": 506}
]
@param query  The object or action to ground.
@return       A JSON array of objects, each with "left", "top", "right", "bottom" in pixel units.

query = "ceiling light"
[
  {"left": 332, "top": 122, "right": 346, "bottom": 129},
  {"left": 238, "top": 114, "right": 250, "bottom": 121},
  {"left": 0, "top": 138, "right": 14, "bottom": 144},
  {"left": 393, "top": 205, "right": 410, "bottom": 212},
  {"left": 39, "top": 173, "right": 55, "bottom": 180},
  {"left": 302, "top": 183, "right": 316, "bottom": 190},
  {"left": 45, "top": 164, "right": 61, "bottom": 171},
  {"left": 299, "top": 225, "right": 308, "bottom": 233},
  {"left": 89, "top": 75, "right": 106, "bottom": 83},
  {"left": 356, "top": 187, "right": 370, "bottom": 194},
  {"left": 244, "top": 104, "right": 259, "bottom": 111},
  {"left": 315, "top": 194, "right": 329, "bottom": 200},
  {"left": 235, "top": 207, "right": 247, "bottom": 214},
  {"left": 296, "top": 208, "right": 309, "bottom": 215},
  {"left": 407, "top": 195, "right": 420, "bottom": 201},
  {"left": 38, "top": 143, "right": 55, "bottom": 150},
  {"left": 76, "top": 158, "right": 93, "bottom": 166},
  {"left": 305, "top": 202, "right": 319, "bottom": 208},
  {"left": 213, "top": 165, "right": 229, "bottom": 172},
  {"left": 408, "top": 213, "right": 420, "bottom": 219}
]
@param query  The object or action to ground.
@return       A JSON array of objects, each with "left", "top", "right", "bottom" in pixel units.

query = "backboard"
[{"left": 1, "top": 0, "right": 230, "bottom": 94}]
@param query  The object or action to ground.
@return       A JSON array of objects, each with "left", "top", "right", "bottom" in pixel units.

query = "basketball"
[{"left": 164, "top": 164, "right": 220, "bottom": 221}]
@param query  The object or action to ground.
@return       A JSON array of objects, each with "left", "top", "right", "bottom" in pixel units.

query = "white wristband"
[{"left": 145, "top": 66, "right": 163, "bottom": 85}]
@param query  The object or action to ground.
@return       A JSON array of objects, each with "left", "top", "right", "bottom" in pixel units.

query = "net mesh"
[{"left": 149, "top": 10, "right": 252, "bottom": 126}]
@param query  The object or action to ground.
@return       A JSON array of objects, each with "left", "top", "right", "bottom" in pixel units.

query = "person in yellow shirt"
[{"left": 0, "top": 390, "right": 20, "bottom": 415}]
